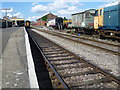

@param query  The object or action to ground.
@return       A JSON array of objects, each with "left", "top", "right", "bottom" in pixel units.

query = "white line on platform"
[{"left": 24, "top": 28, "right": 39, "bottom": 89}]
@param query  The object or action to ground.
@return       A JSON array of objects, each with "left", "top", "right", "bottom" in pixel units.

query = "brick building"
[{"left": 36, "top": 12, "right": 57, "bottom": 26}]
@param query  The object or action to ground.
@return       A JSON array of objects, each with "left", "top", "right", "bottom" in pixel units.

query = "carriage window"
[
  {"left": 104, "top": 11, "right": 109, "bottom": 15},
  {"left": 95, "top": 10, "right": 98, "bottom": 16},
  {"left": 100, "top": 9, "right": 102, "bottom": 16},
  {"left": 85, "top": 12, "right": 90, "bottom": 18},
  {"left": 111, "top": 9, "right": 117, "bottom": 11}
]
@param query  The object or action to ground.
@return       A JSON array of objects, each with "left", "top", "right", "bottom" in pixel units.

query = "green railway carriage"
[
  {"left": 71, "top": 9, "right": 96, "bottom": 34},
  {"left": 72, "top": 9, "right": 96, "bottom": 29}
]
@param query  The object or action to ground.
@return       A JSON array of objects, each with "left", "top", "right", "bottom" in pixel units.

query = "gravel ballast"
[{"left": 31, "top": 29, "right": 119, "bottom": 77}]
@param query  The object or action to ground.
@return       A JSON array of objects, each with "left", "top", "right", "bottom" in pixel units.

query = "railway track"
[
  {"left": 27, "top": 29, "right": 120, "bottom": 89},
  {"left": 31, "top": 26, "right": 120, "bottom": 56}
]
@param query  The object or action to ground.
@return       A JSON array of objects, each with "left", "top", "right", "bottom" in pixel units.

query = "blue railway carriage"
[
  {"left": 103, "top": 2, "right": 120, "bottom": 30},
  {"left": 99, "top": 1, "right": 120, "bottom": 39}
]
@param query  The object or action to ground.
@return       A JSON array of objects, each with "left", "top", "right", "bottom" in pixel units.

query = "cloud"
[
  {"left": 32, "top": 2, "right": 39, "bottom": 5},
  {"left": 26, "top": 16, "right": 41, "bottom": 21},
  {"left": 47, "top": 0, "right": 69, "bottom": 10},
  {"left": 56, "top": 3, "right": 84, "bottom": 18},
  {"left": 31, "top": 0, "right": 84, "bottom": 18},
  {"left": 57, "top": 6, "right": 83, "bottom": 18},
  {"left": 7, "top": 13, "right": 12, "bottom": 17},
  {"left": 2, "top": 0, "right": 116, "bottom": 2},
  {"left": 97, "top": 0, "right": 119, "bottom": 8},
  {"left": 0, "top": 14, "right": 2, "bottom": 18},
  {"left": 31, "top": 4, "right": 48, "bottom": 13},
  {"left": 104, "top": 0, "right": 120, "bottom": 7},
  {"left": 31, "top": 0, "right": 72, "bottom": 13},
  {"left": 1, "top": 7, "right": 23, "bottom": 18},
  {"left": 13, "top": 12, "right": 23, "bottom": 18}
]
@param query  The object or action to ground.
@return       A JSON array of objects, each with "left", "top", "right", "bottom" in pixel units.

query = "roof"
[
  {"left": 3, "top": 16, "right": 11, "bottom": 21},
  {"left": 0, "top": 19, "right": 6, "bottom": 22},
  {"left": 64, "top": 20, "right": 72, "bottom": 23},
  {"left": 71, "top": 12, "right": 84, "bottom": 15},
  {"left": 71, "top": 9, "right": 96, "bottom": 15},
  {"left": 37, "top": 12, "right": 57, "bottom": 21},
  {"left": 10, "top": 18, "right": 24, "bottom": 21}
]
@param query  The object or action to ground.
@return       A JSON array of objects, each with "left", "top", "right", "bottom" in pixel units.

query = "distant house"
[
  {"left": 31, "top": 21, "right": 37, "bottom": 26},
  {"left": 36, "top": 12, "right": 58, "bottom": 26}
]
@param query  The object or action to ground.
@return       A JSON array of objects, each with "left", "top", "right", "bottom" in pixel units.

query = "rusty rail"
[{"left": 27, "top": 30, "right": 69, "bottom": 89}]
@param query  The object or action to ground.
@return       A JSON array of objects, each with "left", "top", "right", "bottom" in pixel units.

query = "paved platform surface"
[
  {"left": 1, "top": 27, "right": 30, "bottom": 88},
  {"left": 2, "top": 27, "right": 19, "bottom": 53}
]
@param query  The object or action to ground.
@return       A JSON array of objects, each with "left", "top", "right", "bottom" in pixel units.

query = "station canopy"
[{"left": 10, "top": 18, "right": 24, "bottom": 21}]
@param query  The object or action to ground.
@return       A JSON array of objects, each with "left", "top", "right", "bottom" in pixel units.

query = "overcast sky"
[{"left": 1, "top": 0, "right": 118, "bottom": 21}]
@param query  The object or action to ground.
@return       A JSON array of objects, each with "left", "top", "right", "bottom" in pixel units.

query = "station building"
[
  {"left": 36, "top": 12, "right": 57, "bottom": 26},
  {"left": 10, "top": 17, "right": 24, "bottom": 26}
]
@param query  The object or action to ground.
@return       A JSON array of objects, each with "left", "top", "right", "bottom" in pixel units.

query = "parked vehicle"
[
  {"left": 71, "top": 9, "right": 96, "bottom": 34},
  {"left": 103, "top": 2, "right": 120, "bottom": 30},
  {"left": 0, "top": 19, "right": 12, "bottom": 28},
  {"left": 63, "top": 20, "right": 72, "bottom": 29},
  {"left": 25, "top": 20, "right": 31, "bottom": 29},
  {"left": 8, "top": 21, "right": 12, "bottom": 27},
  {"left": 47, "top": 17, "right": 63, "bottom": 30},
  {"left": 94, "top": 8, "right": 104, "bottom": 30},
  {"left": 94, "top": 1, "right": 120, "bottom": 39},
  {"left": 0, "top": 19, "right": 6, "bottom": 28}
]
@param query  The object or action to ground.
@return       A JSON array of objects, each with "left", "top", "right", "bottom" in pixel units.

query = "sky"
[{"left": 1, "top": 0, "right": 118, "bottom": 21}]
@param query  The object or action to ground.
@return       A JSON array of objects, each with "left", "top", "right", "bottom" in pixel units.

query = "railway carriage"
[
  {"left": 25, "top": 20, "right": 31, "bottom": 29},
  {"left": 8, "top": 21, "right": 12, "bottom": 27},
  {"left": 94, "top": 1, "right": 120, "bottom": 39},
  {"left": 71, "top": 9, "right": 96, "bottom": 34},
  {"left": 94, "top": 8, "right": 104, "bottom": 30},
  {"left": 103, "top": 2, "right": 120, "bottom": 30},
  {"left": 0, "top": 19, "right": 6, "bottom": 28},
  {"left": 0, "top": 19, "right": 12, "bottom": 28},
  {"left": 63, "top": 19, "right": 72, "bottom": 29},
  {"left": 47, "top": 17, "right": 63, "bottom": 30}
]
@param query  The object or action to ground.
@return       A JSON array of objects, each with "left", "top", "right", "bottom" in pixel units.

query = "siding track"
[{"left": 32, "top": 26, "right": 120, "bottom": 56}]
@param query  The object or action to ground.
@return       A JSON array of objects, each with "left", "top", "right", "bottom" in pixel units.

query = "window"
[
  {"left": 85, "top": 12, "right": 90, "bottom": 18},
  {"left": 95, "top": 10, "right": 98, "bottom": 16},
  {"left": 100, "top": 9, "right": 102, "bottom": 16}
]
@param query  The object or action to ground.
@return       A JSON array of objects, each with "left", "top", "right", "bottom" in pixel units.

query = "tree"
[{"left": 63, "top": 17, "right": 68, "bottom": 21}]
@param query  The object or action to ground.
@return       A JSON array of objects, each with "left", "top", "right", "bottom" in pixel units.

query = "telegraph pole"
[
  {"left": 2, "top": 8, "right": 11, "bottom": 17},
  {"left": 2, "top": 8, "right": 11, "bottom": 27}
]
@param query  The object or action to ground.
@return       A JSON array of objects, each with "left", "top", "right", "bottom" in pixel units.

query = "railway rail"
[
  {"left": 27, "top": 28, "right": 120, "bottom": 88},
  {"left": 31, "top": 26, "right": 120, "bottom": 56}
]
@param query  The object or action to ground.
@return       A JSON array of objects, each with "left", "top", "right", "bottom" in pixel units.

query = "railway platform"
[{"left": 1, "top": 27, "right": 39, "bottom": 89}]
